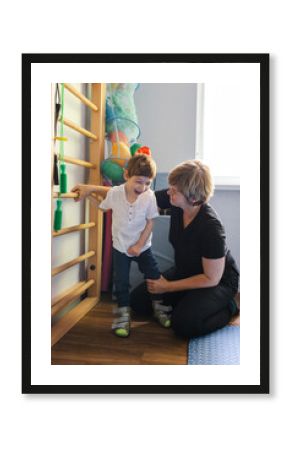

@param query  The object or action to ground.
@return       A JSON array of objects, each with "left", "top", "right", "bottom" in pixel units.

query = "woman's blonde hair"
[{"left": 168, "top": 160, "right": 214, "bottom": 204}]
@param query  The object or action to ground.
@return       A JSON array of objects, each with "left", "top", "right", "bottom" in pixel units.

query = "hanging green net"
[
  {"left": 102, "top": 83, "right": 150, "bottom": 184},
  {"left": 106, "top": 83, "right": 140, "bottom": 144}
]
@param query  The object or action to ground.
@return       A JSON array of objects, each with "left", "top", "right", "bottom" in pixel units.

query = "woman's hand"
[
  {"left": 71, "top": 184, "right": 95, "bottom": 202},
  {"left": 146, "top": 275, "right": 170, "bottom": 294}
]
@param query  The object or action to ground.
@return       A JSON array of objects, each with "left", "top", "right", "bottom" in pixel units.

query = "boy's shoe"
[
  {"left": 152, "top": 301, "right": 172, "bottom": 328},
  {"left": 112, "top": 306, "right": 131, "bottom": 338}
]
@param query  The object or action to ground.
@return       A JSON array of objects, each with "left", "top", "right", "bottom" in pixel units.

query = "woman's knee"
[
  {"left": 171, "top": 305, "right": 231, "bottom": 338},
  {"left": 171, "top": 309, "right": 204, "bottom": 338}
]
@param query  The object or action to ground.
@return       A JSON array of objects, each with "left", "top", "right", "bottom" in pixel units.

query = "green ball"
[
  {"left": 130, "top": 143, "right": 141, "bottom": 156},
  {"left": 101, "top": 159, "right": 124, "bottom": 182}
]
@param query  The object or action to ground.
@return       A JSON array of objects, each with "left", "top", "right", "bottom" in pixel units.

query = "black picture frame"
[{"left": 22, "top": 53, "right": 269, "bottom": 394}]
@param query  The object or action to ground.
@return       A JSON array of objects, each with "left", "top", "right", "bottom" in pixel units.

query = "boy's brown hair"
[{"left": 126, "top": 154, "right": 157, "bottom": 179}]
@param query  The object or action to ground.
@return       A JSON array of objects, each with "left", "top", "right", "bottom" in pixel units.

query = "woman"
[{"left": 130, "top": 160, "right": 240, "bottom": 338}]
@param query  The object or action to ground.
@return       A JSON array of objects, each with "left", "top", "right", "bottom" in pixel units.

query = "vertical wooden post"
[{"left": 87, "top": 83, "right": 106, "bottom": 299}]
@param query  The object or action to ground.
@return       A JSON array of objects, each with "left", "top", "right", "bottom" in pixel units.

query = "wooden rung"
[
  {"left": 52, "top": 250, "right": 95, "bottom": 277},
  {"left": 53, "top": 192, "right": 79, "bottom": 199},
  {"left": 61, "top": 155, "right": 96, "bottom": 169},
  {"left": 63, "top": 83, "right": 98, "bottom": 112},
  {"left": 52, "top": 281, "right": 87, "bottom": 306},
  {"left": 51, "top": 279, "right": 95, "bottom": 317},
  {"left": 51, "top": 296, "right": 99, "bottom": 346},
  {"left": 52, "top": 222, "right": 95, "bottom": 237},
  {"left": 60, "top": 117, "right": 98, "bottom": 140}
]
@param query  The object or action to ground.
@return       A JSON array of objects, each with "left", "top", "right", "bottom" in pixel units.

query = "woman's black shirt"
[{"left": 155, "top": 189, "right": 239, "bottom": 291}]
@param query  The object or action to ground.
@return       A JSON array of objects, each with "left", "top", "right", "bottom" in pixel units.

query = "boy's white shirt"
[{"left": 98, "top": 184, "right": 159, "bottom": 257}]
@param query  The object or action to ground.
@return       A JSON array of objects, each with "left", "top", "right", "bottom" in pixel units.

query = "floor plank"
[{"left": 51, "top": 296, "right": 188, "bottom": 365}]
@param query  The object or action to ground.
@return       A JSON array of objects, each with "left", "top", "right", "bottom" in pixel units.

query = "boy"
[{"left": 72, "top": 154, "right": 171, "bottom": 337}]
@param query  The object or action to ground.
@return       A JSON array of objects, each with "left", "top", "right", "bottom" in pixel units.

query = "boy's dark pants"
[{"left": 113, "top": 248, "right": 161, "bottom": 308}]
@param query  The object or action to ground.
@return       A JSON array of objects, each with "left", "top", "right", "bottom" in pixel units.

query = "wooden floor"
[{"left": 51, "top": 295, "right": 188, "bottom": 365}]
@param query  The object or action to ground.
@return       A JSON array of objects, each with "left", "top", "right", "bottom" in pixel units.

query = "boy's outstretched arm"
[
  {"left": 127, "top": 219, "right": 154, "bottom": 257},
  {"left": 71, "top": 184, "right": 110, "bottom": 202}
]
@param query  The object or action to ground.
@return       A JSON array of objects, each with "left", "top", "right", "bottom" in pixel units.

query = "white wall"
[
  {"left": 51, "top": 84, "right": 88, "bottom": 315},
  {"left": 211, "top": 189, "right": 240, "bottom": 269},
  {"left": 135, "top": 83, "right": 197, "bottom": 171}
]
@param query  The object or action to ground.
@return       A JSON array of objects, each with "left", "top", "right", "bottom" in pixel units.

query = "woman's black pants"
[{"left": 130, "top": 267, "right": 238, "bottom": 339}]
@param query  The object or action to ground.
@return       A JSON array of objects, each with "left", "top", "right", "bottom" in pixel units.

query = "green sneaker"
[
  {"left": 153, "top": 301, "right": 172, "bottom": 328},
  {"left": 114, "top": 327, "right": 130, "bottom": 338},
  {"left": 112, "top": 306, "right": 131, "bottom": 338}
]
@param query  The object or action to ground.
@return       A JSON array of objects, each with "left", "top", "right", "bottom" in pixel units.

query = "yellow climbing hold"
[{"left": 55, "top": 136, "right": 68, "bottom": 142}]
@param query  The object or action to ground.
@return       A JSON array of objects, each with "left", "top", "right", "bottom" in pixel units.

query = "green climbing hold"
[
  {"left": 53, "top": 199, "right": 63, "bottom": 231},
  {"left": 60, "top": 163, "right": 67, "bottom": 193}
]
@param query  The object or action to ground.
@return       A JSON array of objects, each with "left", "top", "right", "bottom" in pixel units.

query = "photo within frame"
[{"left": 22, "top": 53, "right": 269, "bottom": 394}]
